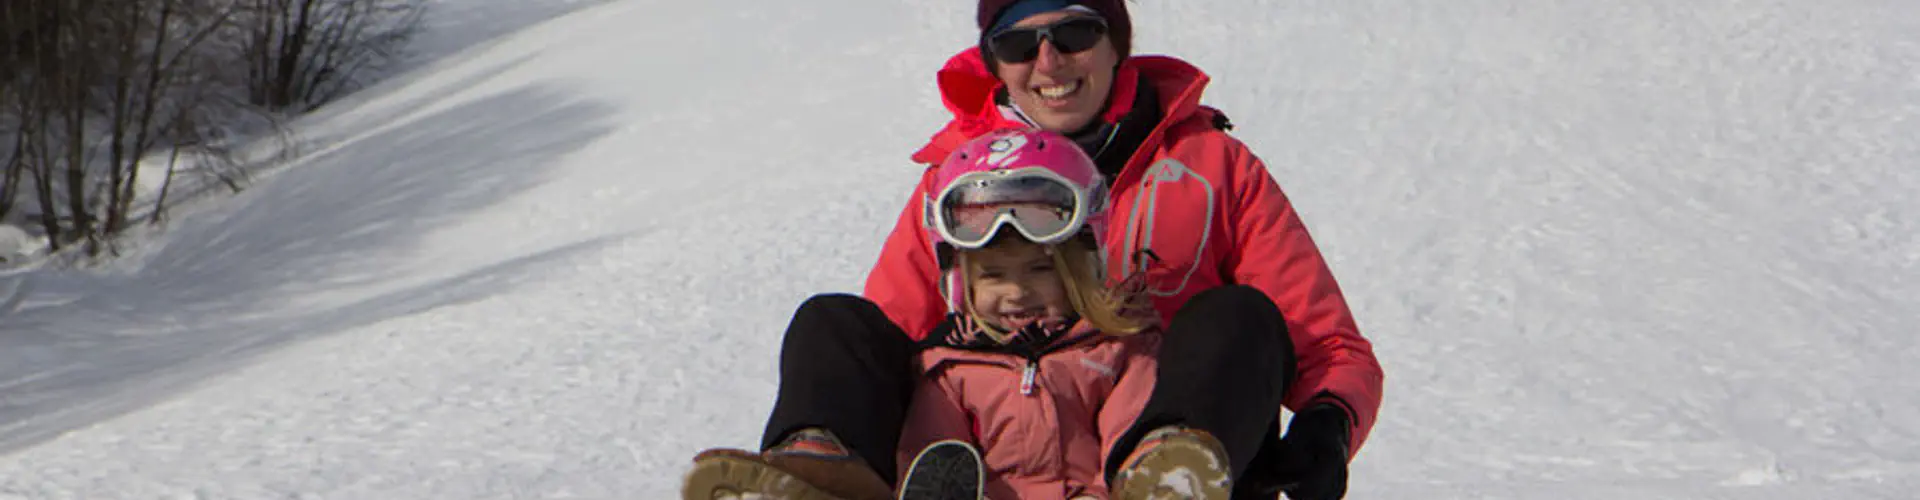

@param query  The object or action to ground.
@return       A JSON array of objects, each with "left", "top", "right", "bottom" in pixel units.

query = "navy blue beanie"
[
  {"left": 977, "top": 0, "right": 1132, "bottom": 58},
  {"left": 987, "top": 0, "right": 1080, "bottom": 35}
]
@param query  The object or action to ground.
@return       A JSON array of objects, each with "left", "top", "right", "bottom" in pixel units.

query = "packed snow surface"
[{"left": 3, "top": 0, "right": 1916, "bottom": 498}]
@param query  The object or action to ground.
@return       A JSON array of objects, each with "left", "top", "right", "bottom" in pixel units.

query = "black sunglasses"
[{"left": 985, "top": 16, "right": 1109, "bottom": 64}]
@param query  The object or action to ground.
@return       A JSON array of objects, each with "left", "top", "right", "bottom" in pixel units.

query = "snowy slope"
[{"left": 3, "top": 0, "right": 1917, "bottom": 498}]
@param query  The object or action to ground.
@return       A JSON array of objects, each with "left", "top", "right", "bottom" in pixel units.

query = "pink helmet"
[
  {"left": 925, "top": 127, "right": 1109, "bottom": 255},
  {"left": 923, "top": 128, "right": 1111, "bottom": 311}
]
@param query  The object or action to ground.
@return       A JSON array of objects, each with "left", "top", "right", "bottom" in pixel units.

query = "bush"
[{"left": 0, "top": 0, "right": 425, "bottom": 259}]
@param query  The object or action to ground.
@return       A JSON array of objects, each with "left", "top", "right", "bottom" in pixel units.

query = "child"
[{"left": 893, "top": 128, "right": 1231, "bottom": 499}]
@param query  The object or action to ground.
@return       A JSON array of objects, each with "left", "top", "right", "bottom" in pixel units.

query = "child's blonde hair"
[{"left": 963, "top": 235, "right": 1149, "bottom": 336}]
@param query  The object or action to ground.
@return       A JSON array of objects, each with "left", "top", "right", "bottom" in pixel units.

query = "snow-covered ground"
[{"left": 3, "top": 0, "right": 1917, "bottom": 498}]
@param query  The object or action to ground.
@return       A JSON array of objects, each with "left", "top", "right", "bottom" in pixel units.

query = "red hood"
[{"left": 910, "top": 47, "right": 1215, "bottom": 165}]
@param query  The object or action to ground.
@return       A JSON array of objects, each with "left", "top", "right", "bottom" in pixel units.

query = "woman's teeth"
[{"left": 1036, "top": 80, "right": 1080, "bottom": 100}]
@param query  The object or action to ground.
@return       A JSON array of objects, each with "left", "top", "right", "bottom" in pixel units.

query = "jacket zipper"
[
  {"left": 930, "top": 351, "right": 1045, "bottom": 396},
  {"left": 932, "top": 324, "right": 1102, "bottom": 397},
  {"left": 1019, "top": 356, "right": 1038, "bottom": 396}
]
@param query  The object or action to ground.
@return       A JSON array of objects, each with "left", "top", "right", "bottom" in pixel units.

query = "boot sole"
[
  {"left": 1111, "top": 436, "right": 1232, "bottom": 499},
  {"left": 683, "top": 454, "right": 848, "bottom": 500},
  {"left": 897, "top": 440, "right": 984, "bottom": 500}
]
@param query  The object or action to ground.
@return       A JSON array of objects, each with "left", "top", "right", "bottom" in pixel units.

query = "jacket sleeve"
[
  {"left": 862, "top": 168, "right": 947, "bottom": 341},
  {"left": 1219, "top": 138, "right": 1385, "bottom": 458},
  {"left": 896, "top": 365, "right": 977, "bottom": 483},
  {"left": 1095, "top": 334, "right": 1162, "bottom": 494}
]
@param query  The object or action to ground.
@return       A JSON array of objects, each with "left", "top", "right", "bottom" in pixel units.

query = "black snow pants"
[
  {"left": 1104, "top": 284, "right": 1299, "bottom": 499},
  {"left": 759, "top": 293, "right": 918, "bottom": 485},
  {"left": 759, "top": 286, "right": 1297, "bottom": 493}
]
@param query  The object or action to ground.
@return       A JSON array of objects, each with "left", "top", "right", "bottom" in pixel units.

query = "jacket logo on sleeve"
[{"left": 1119, "top": 158, "right": 1214, "bottom": 298}]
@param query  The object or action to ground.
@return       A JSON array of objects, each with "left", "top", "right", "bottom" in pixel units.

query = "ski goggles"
[
  {"left": 984, "top": 16, "right": 1109, "bottom": 64},
  {"left": 928, "top": 167, "right": 1103, "bottom": 250}
]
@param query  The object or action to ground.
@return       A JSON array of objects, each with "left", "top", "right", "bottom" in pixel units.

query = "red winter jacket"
[{"left": 863, "top": 48, "right": 1385, "bottom": 456}]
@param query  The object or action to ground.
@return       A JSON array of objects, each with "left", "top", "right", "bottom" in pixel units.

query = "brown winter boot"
[
  {"left": 1111, "top": 426, "right": 1234, "bottom": 499},
  {"left": 681, "top": 428, "right": 895, "bottom": 500}
]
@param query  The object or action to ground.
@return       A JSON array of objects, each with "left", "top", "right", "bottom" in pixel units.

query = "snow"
[{"left": 2, "top": 0, "right": 1917, "bottom": 498}]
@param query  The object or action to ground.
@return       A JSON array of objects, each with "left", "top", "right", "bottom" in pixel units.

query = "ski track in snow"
[{"left": 2, "top": 0, "right": 1918, "bottom": 498}]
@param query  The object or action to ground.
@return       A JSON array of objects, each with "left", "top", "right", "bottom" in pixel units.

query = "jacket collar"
[{"left": 910, "top": 47, "right": 1215, "bottom": 171}]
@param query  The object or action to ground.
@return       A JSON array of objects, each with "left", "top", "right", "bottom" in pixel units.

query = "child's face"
[{"left": 967, "top": 239, "right": 1073, "bottom": 332}]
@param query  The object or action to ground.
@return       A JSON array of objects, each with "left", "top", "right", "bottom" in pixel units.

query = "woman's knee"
[
  {"left": 1169, "top": 285, "right": 1294, "bottom": 359},
  {"left": 794, "top": 293, "right": 877, "bottom": 317},
  {"left": 786, "top": 293, "right": 905, "bottom": 344},
  {"left": 1182, "top": 285, "right": 1276, "bottom": 317},
  {"left": 1179, "top": 286, "right": 1285, "bottom": 330}
]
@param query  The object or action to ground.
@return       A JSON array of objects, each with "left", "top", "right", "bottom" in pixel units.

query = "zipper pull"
[{"left": 1020, "top": 360, "right": 1037, "bottom": 396}]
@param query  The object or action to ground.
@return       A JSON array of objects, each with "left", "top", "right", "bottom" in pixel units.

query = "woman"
[{"left": 683, "top": 2, "right": 1383, "bottom": 499}]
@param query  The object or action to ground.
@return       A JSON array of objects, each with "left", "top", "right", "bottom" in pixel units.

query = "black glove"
[{"left": 1274, "top": 402, "right": 1352, "bottom": 500}]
